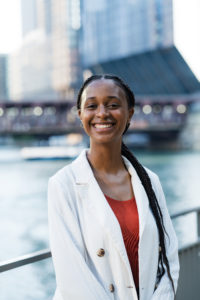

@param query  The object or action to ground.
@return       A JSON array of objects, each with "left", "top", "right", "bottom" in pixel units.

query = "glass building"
[
  {"left": 81, "top": 0, "right": 200, "bottom": 95},
  {"left": 9, "top": 0, "right": 55, "bottom": 101},
  {"left": 11, "top": 0, "right": 198, "bottom": 99},
  {"left": 51, "top": 0, "right": 82, "bottom": 98},
  {"left": 21, "top": 0, "right": 37, "bottom": 37},
  {"left": 0, "top": 55, "right": 8, "bottom": 100},
  {"left": 81, "top": 0, "right": 173, "bottom": 67}
]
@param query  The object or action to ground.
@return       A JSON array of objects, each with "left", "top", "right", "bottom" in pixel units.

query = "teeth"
[{"left": 94, "top": 124, "right": 113, "bottom": 128}]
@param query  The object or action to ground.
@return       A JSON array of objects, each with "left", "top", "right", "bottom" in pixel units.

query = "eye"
[
  {"left": 108, "top": 103, "right": 120, "bottom": 109},
  {"left": 85, "top": 103, "right": 97, "bottom": 109}
]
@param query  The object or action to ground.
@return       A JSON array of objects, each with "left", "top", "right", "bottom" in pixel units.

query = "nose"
[{"left": 96, "top": 104, "right": 108, "bottom": 118}]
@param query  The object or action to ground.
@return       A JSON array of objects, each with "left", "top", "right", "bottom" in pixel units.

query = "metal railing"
[
  {"left": 171, "top": 206, "right": 200, "bottom": 300},
  {"left": 1, "top": 206, "right": 200, "bottom": 273},
  {"left": 0, "top": 248, "right": 51, "bottom": 273},
  {"left": 1, "top": 206, "right": 200, "bottom": 299},
  {"left": 171, "top": 206, "right": 200, "bottom": 238},
  {"left": 176, "top": 239, "right": 200, "bottom": 300}
]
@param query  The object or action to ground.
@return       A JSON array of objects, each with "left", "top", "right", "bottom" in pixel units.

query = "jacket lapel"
[{"left": 71, "top": 149, "right": 149, "bottom": 275}]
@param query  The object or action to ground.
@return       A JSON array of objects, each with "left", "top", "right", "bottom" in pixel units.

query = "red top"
[{"left": 105, "top": 194, "right": 139, "bottom": 289}]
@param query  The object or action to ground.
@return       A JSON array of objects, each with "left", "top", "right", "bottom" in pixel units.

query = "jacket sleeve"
[
  {"left": 48, "top": 176, "right": 111, "bottom": 300},
  {"left": 151, "top": 174, "right": 180, "bottom": 300}
]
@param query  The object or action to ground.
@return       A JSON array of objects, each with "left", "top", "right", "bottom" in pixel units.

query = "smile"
[{"left": 93, "top": 123, "right": 114, "bottom": 128}]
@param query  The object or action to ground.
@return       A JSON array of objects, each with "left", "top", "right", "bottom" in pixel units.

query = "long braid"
[
  {"left": 121, "top": 142, "right": 175, "bottom": 294},
  {"left": 77, "top": 73, "right": 175, "bottom": 295}
]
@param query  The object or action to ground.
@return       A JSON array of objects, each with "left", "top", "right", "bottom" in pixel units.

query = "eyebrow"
[{"left": 86, "top": 96, "right": 121, "bottom": 101}]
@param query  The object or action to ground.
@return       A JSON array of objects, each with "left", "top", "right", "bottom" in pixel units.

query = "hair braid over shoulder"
[{"left": 121, "top": 142, "right": 175, "bottom": 293}]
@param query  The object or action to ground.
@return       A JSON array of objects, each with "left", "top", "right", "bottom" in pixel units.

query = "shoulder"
[
  {"left": 48, "top": 162, "right": 76, "bottom": 212},
  {"left": 48, "top": 156, "right": 81, "bottom": 214},
  {"left": 49, "top": 148, "right": 91, "bottom": 190},
  {"left": 47, "top": 149, "right": 91, "bottom": 215},
  {"left": 143, "top": 165, "right": 165, "bottom": 200},
  {"left": 49, "top": 162, "right": 74, "bottom": 187},
  {"left": 144, "top": 166, "right": 167, "bottom": 209},
  {"left": 144, "top": 166, "right": 160, "bottom": 185}
]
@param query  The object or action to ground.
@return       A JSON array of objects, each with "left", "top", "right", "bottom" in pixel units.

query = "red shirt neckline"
[{"left": 105, "top": 194, "right": 135, "bottom": 203}]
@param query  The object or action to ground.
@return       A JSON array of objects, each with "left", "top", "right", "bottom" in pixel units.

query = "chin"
[{"left": 90, "top": 135, "right": 122, "bottom": 145}]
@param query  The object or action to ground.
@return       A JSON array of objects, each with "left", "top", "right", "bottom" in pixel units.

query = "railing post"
[{"left": 197, "top": 211, "right": 200, "bottom": 238}]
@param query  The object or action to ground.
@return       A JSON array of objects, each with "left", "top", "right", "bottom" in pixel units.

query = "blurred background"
[{"left": 0, "top": 0, "right": 200, "bottom": 299}]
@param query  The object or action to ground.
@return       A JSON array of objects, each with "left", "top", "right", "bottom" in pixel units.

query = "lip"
[
  {"left": 91, "top": 122, "right": 115, "bottom": 125},
  {"left": 91, "top": 122, "right": 115, "bottom": 130},
  {"left": 93, "top": 122, "right": 114, "bottom": 126}
]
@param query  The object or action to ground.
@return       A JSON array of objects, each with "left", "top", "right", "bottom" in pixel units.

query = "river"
[{"left": 0, "top": 145, "right": 200, "bottom": 300}]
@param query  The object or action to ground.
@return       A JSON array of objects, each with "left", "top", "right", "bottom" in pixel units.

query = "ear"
[
  {"left": 78, "top": 108, "right": 82, "bottom": 120},
  {"left": 128, "top": 107, "right": 134, "bottom": 122}
]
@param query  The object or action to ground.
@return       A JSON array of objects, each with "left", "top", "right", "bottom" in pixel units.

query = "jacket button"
[
  {"left": 109, "top": 284, "right": 115, "bottom": 293},
  {"left": 97, "top": 248, "right": 105, "bottom": 257},
  {"left": 159, "top": 246, "right": 162, "bottom": 252}
]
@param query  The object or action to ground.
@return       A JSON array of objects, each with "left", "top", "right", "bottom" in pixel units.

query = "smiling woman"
[
  {"left": 78, "top": 79, "right": 133, "bottom": 146},
  {"left": 48, "top": 74, "right": 179, "bottom": 300}
]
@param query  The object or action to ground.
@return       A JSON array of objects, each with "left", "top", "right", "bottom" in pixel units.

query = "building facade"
[
  {"left": 0, "top": 55, "right": 8, "bottom": 101},
  {"left": 9, "top": 0, "right": 198, "bottom": 101},
  {"left": 81, "top": 0, "right": 173, "bottom": 66},
  {"left": 9, "top": 0, "right": 82, "bottom": 100},
  {"left": 36, "top": 0, "right": 52, "bottom": 35},
  {"left": 21, "top": 0, "right": 37, "bottom": 37},
  {"left": 80, "top": 0, "right": 200, "bottom": 95},
  {"left": 9, "top": 0, "right": 55, "bottom": 101},
  {"left": 51, "top": 0, "right": 82, "bottom": 99}
]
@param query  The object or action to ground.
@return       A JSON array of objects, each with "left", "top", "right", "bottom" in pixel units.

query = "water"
[{"left": 0, "top": 146, "right": 200, "bottom": 300}]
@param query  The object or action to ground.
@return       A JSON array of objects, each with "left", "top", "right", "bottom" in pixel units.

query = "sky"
[
  {"left": 173, "top": 0, "right": 200, "bottom": 80},
  {"left": 0, "top": 0, "right": 22, "bottom": 53},
  {"left": 0, "top": 0, "right": 199, "bottom": 80}
]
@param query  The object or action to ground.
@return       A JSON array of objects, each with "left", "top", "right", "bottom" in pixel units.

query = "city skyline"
[
  {"left": 81, "top": 0, "right": 173, "bottom": 67},
  {"left": 0, "top": 0, "right": 199, "bottom": 80}
]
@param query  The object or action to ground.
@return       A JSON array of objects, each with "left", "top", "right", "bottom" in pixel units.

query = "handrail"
[
  {"left": 0, "top": 248, "right": 51, "bottom": 273},
  {"left": 1, "top": 205, "right": 200, "bottom": 273},
  {"left": 171, "top": 205, "right": 200, "bottom": 238},
  {"left": 178, "top": 238, "right": 200, "bottom": 252},
  {"left": 171, "top": 206, "right": 200, "bottom": 219}
]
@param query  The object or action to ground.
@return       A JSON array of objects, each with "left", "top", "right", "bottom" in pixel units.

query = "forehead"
[{"left": 82, "top": 79, "right": 126, "bottom": 99}]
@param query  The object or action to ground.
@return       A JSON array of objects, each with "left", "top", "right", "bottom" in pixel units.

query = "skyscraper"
[
  {"left": 9, "top": 0, "right": 198, "bottom": 100},
  {"left": 37, "top": 0, "right": 52, "bottom": 35},
  {"left": 51, "top": 0, "right": 82, "bottom": 98},
  {"left": 10, "top": 0, "right": 82, "bottom": 100},
  {"left": 80, "top": 0, "right": 199, "bottom": 95},
  {"left": 21, "top": 0, "right": 53, "bottom": 36},
  {"left": 21, "top": 0, "right": 37, "bottom": 37},
  {"left": 0, "top": 55, "right": 8, "bottom": 100},
  {"left": 9, "top": 0, "right": 55, "bottom": 100},
  {"left": 81, "top": 0, "right": 173, "bottom": 67}
]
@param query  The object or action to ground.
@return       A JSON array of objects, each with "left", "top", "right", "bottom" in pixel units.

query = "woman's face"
[{"left": 78, "top": 79, "right": 134, "bottom": 145}]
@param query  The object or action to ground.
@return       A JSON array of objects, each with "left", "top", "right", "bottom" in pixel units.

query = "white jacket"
[{"left": 48, "top": 149, "right": 179, "bottom": 300}]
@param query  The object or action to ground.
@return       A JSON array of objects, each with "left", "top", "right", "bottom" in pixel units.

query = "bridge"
[{"left": 0, "top": 94, "right": 199, "bottom": 140}]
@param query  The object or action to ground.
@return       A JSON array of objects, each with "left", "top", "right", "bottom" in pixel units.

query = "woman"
[{"left": 48, "top": 74, "right": 179, "bottom": 300}]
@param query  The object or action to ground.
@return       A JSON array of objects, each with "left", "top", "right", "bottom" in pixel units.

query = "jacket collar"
[
  {"left": 71, "top": 149, "right": 149, "bottom": 289},
  {"left": 71, "top": 148, "right": 149, "bottom": 235},
  {"left": 71, "top": 149, "right": 95, "bottom": 185}
]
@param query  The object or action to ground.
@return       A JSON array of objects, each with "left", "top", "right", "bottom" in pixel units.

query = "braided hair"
[{"left": 77, "top": 74, "right": 175, "bottom": 294}]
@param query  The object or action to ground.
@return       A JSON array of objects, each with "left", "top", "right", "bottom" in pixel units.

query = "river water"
[{"left": 0, "top": 145, "right": 200, "bottom": 300}]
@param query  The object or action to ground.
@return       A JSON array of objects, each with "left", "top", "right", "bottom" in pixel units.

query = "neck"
[{"left": 87, "top": 140, "right": 125, "bottom": 173}]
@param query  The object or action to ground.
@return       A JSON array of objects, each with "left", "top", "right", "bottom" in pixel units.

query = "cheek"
[
  {"left": 80, "top": 111, "right": 93, "bottom": 126},
  {"left": 115, "top": 110, "right": 129, "bottom": 123}
]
